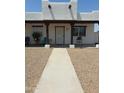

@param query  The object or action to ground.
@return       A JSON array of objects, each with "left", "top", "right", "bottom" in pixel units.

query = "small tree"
[{"left": 32, "top": 32, "right": 42, "bottom": 44}]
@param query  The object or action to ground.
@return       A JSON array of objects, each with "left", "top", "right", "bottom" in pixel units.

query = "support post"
[
  {"left": 71, "top": 23, "right": 74, "bottom": 44},
  {"left": 46, "top": 23, "right": 49, "bottom": 44},
  {"left": 45, "top": 23, "right": 50, "bottom": 48},
  {"left": 70, "top": 23, "right": 75, "bottom": 48}
]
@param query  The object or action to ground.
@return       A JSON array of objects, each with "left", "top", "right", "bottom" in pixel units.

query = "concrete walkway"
[{"left": 34, "top": 48, "right": 84, "bottom": 93}]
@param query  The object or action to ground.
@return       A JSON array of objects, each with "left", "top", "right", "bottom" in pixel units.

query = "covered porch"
[{"left": 25, "top": 20, "right": 99, "bottom": 47}]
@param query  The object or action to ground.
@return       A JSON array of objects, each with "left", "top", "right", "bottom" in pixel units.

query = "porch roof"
[{"left": 25, "top": 20, "right": 99, "bottom": 24}]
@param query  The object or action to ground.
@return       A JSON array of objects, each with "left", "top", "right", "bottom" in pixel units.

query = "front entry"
[{"left": 55, "top": 26, "right": 65, "bottom": 44}]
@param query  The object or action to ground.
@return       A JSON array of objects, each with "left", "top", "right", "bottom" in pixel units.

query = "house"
[{"left": 25, "top": 0, "right": 99, "bottom": 47}]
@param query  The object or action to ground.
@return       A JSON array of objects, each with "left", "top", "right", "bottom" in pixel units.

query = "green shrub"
[{"left": 32, "top": 32, "right": 42, "bottom": 44}]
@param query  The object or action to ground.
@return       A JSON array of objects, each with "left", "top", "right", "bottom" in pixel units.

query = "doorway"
[{"left": 55, "top": 26, "right": 65, "bottom": 44}]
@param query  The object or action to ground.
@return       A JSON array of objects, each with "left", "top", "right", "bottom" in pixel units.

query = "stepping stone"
[{"left": 34, "top": 48, "right": 84, "bottom": 93}]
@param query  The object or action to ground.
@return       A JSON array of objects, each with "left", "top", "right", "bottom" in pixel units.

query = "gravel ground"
[
  {"left": 25, "top": 48, "right": 52, "bottom": 93},
  {"left": 67, "top": 48, "right": 99, "bottom": 93}
]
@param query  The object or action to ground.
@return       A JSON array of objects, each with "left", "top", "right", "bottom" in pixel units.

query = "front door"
[{"left": 55, "top": 26, "right": 64, "bottom": 44}]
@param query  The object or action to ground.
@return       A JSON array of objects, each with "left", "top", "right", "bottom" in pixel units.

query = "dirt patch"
[
  {"left": 67, "top": 48, "right": 99, "bottom": 93},
  {"left": 25, "top": 48, "right": 52, "bottom": 93}
]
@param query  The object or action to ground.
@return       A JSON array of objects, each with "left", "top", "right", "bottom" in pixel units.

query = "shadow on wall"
[
  {"left": 48, "top": 5, "right": 75, "bottom": 20},
  {"left": 69, "top": 8, "right": 75, "bottom": 20},
  {"left": 49, "top": 6, "right": 55, "bottom": 20}
]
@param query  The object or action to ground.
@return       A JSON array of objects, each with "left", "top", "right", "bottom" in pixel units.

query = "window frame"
[
  {"left": 72, "top": 26, "right": 87, "bottom": 37},
  {"left": 32, "top": 25, "right": 43, "bottom": 32}
]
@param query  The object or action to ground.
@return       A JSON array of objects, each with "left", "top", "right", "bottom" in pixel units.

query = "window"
[
  {"left": 72, "top": 27, "right": 78, "bottom": 36},
  {"left": 72, "top": 26, "right": 86, "bottom": 36},
  {"left": 32, "top": 26, "right": 43, "bottom": 32},
  {"left": 94, "top": 23, "right": 99, "bottom": 32}
]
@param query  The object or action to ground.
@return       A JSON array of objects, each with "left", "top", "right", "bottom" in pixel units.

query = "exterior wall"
[
  {"left": 25, "top": 23, "right": 98, "bottom": 45},
  {"left": 25, "top": 23, "right": 33, "bottom": 43},
  {"left": 25, "top": 12, "right": 43, "bottom": 20},
  {"left": 78, "top": 11, "right": 99, "bottom": 21},
  {"left": 42, "top": 0, "right": 77, "bottom": 20},
  {"left": 25, "top": 0, "right": 98, "bottom": 21},
  {"left": 25, "top": 23, "right": 46, "bottom": 44},
  {"left": 49, "top": 23, "right": 71, "bottom": 44},
  {"left": 94, "top": 32, "right": 99, "bottom": 43},
  {"left": 25, "top": 0, "right": 99, "bottom": 45},
  {"left": 73, "top": 23, "right": 98, "bottom": 44}
]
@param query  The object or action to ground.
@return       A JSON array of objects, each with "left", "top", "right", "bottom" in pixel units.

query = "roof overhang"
[{"left": 25, "top": 20, "right": 99, "bottom": 24}]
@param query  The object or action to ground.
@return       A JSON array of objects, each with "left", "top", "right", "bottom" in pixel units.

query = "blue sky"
[{"left": 25, "top": 0, "right": 99, "bottom": 12}]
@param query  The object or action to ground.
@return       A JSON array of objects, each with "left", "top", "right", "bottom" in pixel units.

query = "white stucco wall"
[
  {"left": 78, "top": 11, "right": 99, "bottom": 21},
  {"left": 25, "top": 0, "right": 98, "bottom": 21},
  {"left": 94, "top": 31, "right": 99, "bottom": 43},
  {"left": 42, "top": 0, "right": 77, "bottom": 20},
  {"left": 25, "top": 12, "right": 43, "bottom": 20},
  {"left": 73, "top": 23, "right": 98, "bottom": 44}
]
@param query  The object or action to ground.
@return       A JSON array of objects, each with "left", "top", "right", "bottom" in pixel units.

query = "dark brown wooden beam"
[
  {"left": 71, "top": 23, "right": 74, "bottom": 44},
  {"left": 45, "top": 23, "right": 49, "bottom": 44},
  {"left": 25, "top": 20, "right": 99, "bottom": 24}
]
